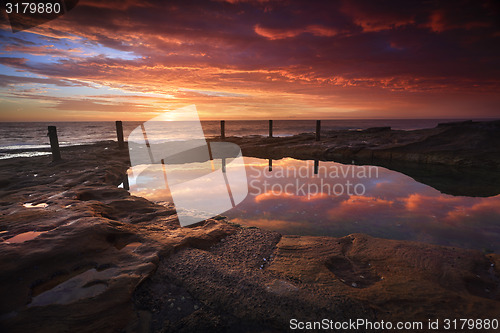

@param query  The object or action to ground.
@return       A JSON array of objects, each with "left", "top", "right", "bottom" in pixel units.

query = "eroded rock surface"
[
  {"left": 219, "top": 120, "right": 500, "bottom": 170},
  {"left": 1, "top": 140, "right": 499, "bottom": 332},
  {"left": 0, "top": 143, "right": 237, "bottom": 332},
  {"left": 268, "top": 234, "right": 500, "bottom": 323}
]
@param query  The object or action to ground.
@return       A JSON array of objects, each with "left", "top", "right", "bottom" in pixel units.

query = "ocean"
[{"left": 0, "top": 119, "right": 494, "bottom": 160}]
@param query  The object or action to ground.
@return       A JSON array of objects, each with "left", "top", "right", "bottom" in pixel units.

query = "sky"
[{"left": 0, "top": 0, "right": 499, "bottom": 121}]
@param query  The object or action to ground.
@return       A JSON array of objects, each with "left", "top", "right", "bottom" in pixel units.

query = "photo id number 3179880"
[{"left": 5, "top": 2, "right": 62, "bottom": 14}]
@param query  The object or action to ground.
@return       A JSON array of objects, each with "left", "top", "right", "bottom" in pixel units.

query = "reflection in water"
[
  {"left": 126, "top": 105, "right": 248, "bottom": 226},
  {"left": 125, "top": 157, "right": 500, "bottom": 253},
  {"left": 122, "top": 242, "right": 142, "bottom": 252},
  {"left": 29, "top": 268, "right": 116, "bottom": 307},
  {"left": 234, "top": 158, "right": 500, "bottom": 252},
  {"left": 123, "top": 142, "right": 248, "bottom": 226},
  {"left": 23, "top": 203, "right": 49, "bottom": 208},
  {"left": 4, "top": 231, "right": 48, "bottom": 243},
  {"left": 333, "top": 156, "right": 500, "bottom": 197}
]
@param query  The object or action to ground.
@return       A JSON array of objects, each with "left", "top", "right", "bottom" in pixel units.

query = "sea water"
[{"left": 0, "top": 119, "right": 492, "bottom": 159}]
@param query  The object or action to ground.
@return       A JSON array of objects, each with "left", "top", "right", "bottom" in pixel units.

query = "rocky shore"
[
  {"left": 219, "top": 120, "right": 500, "bottom": 170},
  {"left": 215, "top": 120, "right": 500, "bottom": 197},
  {"left": 0, "top": 122, "right": 499, "bottom": 332}
]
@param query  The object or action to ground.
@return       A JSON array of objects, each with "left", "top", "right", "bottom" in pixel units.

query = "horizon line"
[{"left": 1, "top": 117, "right": 499, "bottom": 123}]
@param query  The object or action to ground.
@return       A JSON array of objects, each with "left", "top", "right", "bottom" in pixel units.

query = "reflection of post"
[
  {"left": 161, "top": 159, "right": 169, "bottom": 189},
  {"left": 269, "top": 120, "right": 273, "bottom": 138},
  {"left": 116, "top": 120, "right": 124, "bottom": 149},
  {"left": 221, "top": 120, "right": 225, "bottom": 140},
  {"left": 141, "top": 124, "right": 155, "bottom": 163},
  {"left": 207, "top": 142, "right": 215, "bottom": 171},
  {"left": 269, "top": 158, "right": 272, "bottom": 171},
  {"left": 314, "top": 159, "right": 319, "bottom": 175},
  {"left": 222, "top": 157, "right": 226, "bottom": 173},
  {"left": 315, "top": 120, "right": 321, "bottom": 141},
  {"left": 123, "top": 173, "right": 130, "bottom": 190},
  {"left": 47, "top": 126, "right": 61, "bottom": 162}
]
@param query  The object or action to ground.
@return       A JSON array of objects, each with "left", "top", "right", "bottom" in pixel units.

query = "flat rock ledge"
[
  {"left": 215, "top": 120, "right": 500, "bottom": 170},
  {"left": 0, "top": 141, "right": 498, "bottom": 332}
]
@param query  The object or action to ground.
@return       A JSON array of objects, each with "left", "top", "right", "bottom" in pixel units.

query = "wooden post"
[
  {"left": 315, "top": 120, "right": 321, "bottom": 141},
  {"left": 221, "top": 120, "right": 225, "bottom": 139},
  {"left": 268, "top": 158, "right": 272, "bottom": 172},
  {"left": 47, "top": 126, "right": 61, "bottom": 162},
  {"left": 314, "top": 160, "right": 319, "bottom": 175},
  {"left": 116, "top": 121, "right": 124, "bottom": 149},
  {"left": 123, "top": 174, "right": 130, "bottom": 191},
  {"left": 269, "top": 120, "right": 273, "bottom": 138}
]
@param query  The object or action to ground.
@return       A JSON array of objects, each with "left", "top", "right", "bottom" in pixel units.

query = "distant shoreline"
[
  {"left": 2, "top": 119, "right": 500, "bottom": 161},
  {"left": 1, "top": 117, "right": 499, "bottom": 123}
]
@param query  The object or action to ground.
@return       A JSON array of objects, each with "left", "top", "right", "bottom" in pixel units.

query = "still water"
[{"left": 125, "top": 157, "right": 500, "bottom": 253}]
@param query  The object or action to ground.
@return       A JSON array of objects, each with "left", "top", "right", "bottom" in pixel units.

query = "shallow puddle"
[
  {"left": 29, "top": 268, "right": 117, "bottom": 307},
  {"left": 4, "top": 231, "right": 48, "bottom": 244},
  {"left": 122, "top": 242, "right": 142, "bottom": 252},
  {"left": 23, "top": 203, "right": 48, "bottom": 208}
]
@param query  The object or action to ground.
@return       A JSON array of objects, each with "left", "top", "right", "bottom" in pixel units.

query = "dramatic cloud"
[
  {"left": 0, "top": 0, "right": 499, "bottom": 120},
  {"left": 254, "top": 24, "right": 338, "bottom": 40}
]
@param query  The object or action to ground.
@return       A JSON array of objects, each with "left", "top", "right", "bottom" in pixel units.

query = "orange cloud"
[
  {"left": 403, "top": 194, "right": 464, "bottom": 211},
  {"left": 444, "top": 195, "right": 500, "bottom": 223},
  {"left": 254, "top": 191, "right": 294, "bottom": 203},
  {"left": 254, "top": 24, "right": 337, "bottom": 40},
  {"left": 339, "top": 195, "right": 393, "bottom": 209},
  {"left": 254, "top": 189, "right": 334, "bottom": 204},
  {"left": 229, "top": 217, "right": 305, "bottom": 230},
  {"left": 353, "top": 17, "right": 414, "bottom": 32},
  {"left": 1, "top": 0, "right": 499, "bottom": 121}
]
